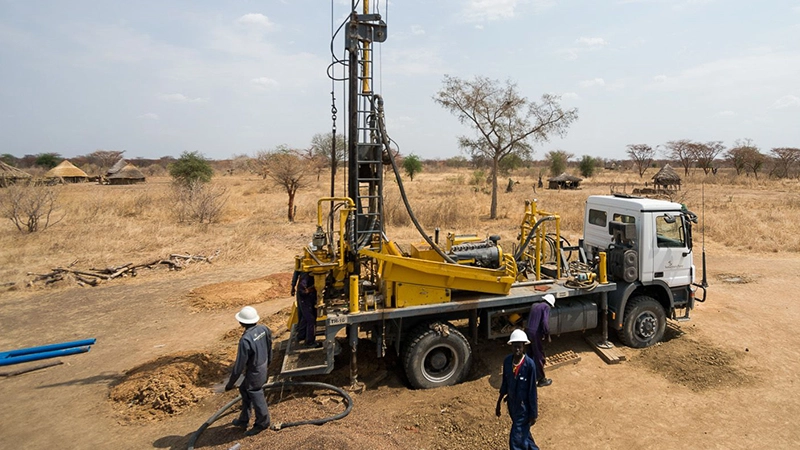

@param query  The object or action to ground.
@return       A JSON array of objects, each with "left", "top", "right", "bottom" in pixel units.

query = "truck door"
[{"left": 651, "top": 213, "right": 692, "bottom": 287}]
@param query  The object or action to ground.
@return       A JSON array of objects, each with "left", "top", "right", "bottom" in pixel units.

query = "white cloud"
[
  {"left": 236, "top": 13, "right": 274, "bottom": 29},
  {"left": 410, "top": 25, "right": 425, "bottom": 35},
  {"left": 771, "top": 95, "right": 800, "bottom": 109},
  {"left": 576, "top": 37, "right": 607, "bottom": 47},
  {"left": 561, "top": 92, "right": 581, "bottom": 100},
  {"left": 138, "top": 113, "right": 159, "bottom": 120},
  {"left": 715, "top": 110, "right": 736, "bottom": 116},
  {"left": 461, "top": 0, "right": 553, "bottom": 22},
  {"left": 251, "top": 77, "right": 279, "bottom": 90},
  {"left": 579, "top": 78, "right": 606, "bottom": 88},
  {"left": 653, "top": 74, "right": 668, "bottom": 82},
  {"left": 158, "top": 93, "right": 208, "bottom": 103}
]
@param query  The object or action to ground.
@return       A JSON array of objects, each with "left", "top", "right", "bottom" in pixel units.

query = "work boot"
[
  {"left": 537, "top": 378, "right": 552, "bottom": 387},
  {"left": 231, "top": 419, "right": 248, "bottom": 430},
  {"left": 246, "top": 424, "right": 269, "bottom": 436}
]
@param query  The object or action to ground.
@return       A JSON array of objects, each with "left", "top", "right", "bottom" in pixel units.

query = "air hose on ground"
[{"left": 187, "top": 381, "right": 354, "bottom": 450}]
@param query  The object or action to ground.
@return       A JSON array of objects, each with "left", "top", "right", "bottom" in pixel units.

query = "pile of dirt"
[
  {"left": 186, "top": 272, "right": 293, "bottom": 310},
  {"left": 630, "top": 336, "right": 751, "bottom": 391},
  {"left": 110, "top": 352, "right": 230, "bottom": 421}
]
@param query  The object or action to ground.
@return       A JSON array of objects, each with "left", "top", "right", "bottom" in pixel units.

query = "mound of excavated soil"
[
  {"left": 630, "top": 334, "right": 751, "bottom": 391},
  {"left": 186, "top": 272, "right": 293, "bottom": 310},
  {"left": 110, "top": 352, "right": 231, "bottom": 421}
]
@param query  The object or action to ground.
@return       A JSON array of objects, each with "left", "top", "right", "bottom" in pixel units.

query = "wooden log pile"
[{"left": 26, "top": 250, "right": 220, "bottom": 287}]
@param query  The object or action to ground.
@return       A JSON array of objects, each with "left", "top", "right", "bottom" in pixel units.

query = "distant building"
[
  {"left": 0, "top": 161, "right": 33, "bottom": 187},
  {"left": 44, "top": 160, "right": 88, "bottom": 183},
  {"left": 547, "top": 173, "right": 583, "bottom": 190},
  {"left": 107, "top": 163, "right": 146, "bottom": 185},
  {"left": 651, "top": 164, "right": 681, "bottom": 191}
]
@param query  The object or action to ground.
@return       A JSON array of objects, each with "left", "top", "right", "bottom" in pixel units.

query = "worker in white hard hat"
[
  {"left": 225, "top": 306, "right": 273, "bottom": 436},
  {"left": 525, "top": 294, "right": 555, "bottom": 387},
  {"left": 495, "top": 328, "right": 540, "bottom": 450}
]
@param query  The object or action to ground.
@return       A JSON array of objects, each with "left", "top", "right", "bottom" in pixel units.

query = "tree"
[
  {"left": 693, "top": 141, "right": 725, "bottom": 175},
  {"left": 1, "top": 184, "right": 63, "bottom": 232},
  {"left": 725, "top": 139, "right": 756, "bottom": 176},
  {"left": 498, "top": 153, "right": 524, "bottom": 175},
  {"left": 742, "top": 147, "right": 765, "bottom": 179},
  {"left": 434, "top": 75, "right": 578, "bottom": 219},
  {"left": 86, "top": 150, "right": 125, "bottom": 174},
  {"left": 265, "top": 146, "right": 306, "bottom": 222},
  {"left": 770, "top": 147, "right": 800, "bottom": 179},
  {"left": 663, "top": 140, "right": 694, "bottom": 176},
  {"left": 626, "top": 144, "right": 655, "bottom": 178},
  {"left": 402, "top": 154, "right": 423, "bottom": 180},
  {"left": 1, "top": 154, "right": 18, "bottom": 166},
  {"left": 168, "top": 151, "right": 213, "bottom": 186},
  {"left": 309, "top": 132, "right": 347, "bottom": 174},
  {"left": 34, "top": 153, "right": 61, "bottom": 169},
  {"left": 578, "top": 155, "right": 597, "bottom": 178},
  {"left": 545, "top": 150, "right": 573, "bottom": 176}
]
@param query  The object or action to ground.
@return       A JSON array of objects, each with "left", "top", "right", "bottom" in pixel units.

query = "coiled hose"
[{"left": 187, "top": 381, "right": 354, "bottom": 450}]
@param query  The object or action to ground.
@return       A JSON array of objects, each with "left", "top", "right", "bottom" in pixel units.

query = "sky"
[{"left": 1, "top": 0, "right": 798, "bottom": 161}]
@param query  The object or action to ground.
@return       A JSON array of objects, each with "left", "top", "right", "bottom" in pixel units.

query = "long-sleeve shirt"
[
  {"left": 228, "top": 324, "right": 272, "bottom": 390},
  {"left": 526, "top": 302, "right": 550, "bottom": 337},
  {"left": 500, "top": 354, "right": 538, "bottom": 421}
]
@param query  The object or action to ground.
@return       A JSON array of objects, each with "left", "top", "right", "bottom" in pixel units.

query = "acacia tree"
[
  {"left": 663, "top": 139, "right": 694, "bottom": 176},
  {"left": 265, "top": 145, "right": 306, "bottom": 222},
  {"left": 693, "top": 141, "right": 725, "bottom": 175},
  {"left": 545, "top": 150, "right": 573, "bottom": 176},
  {"left": 626, "top": 144, "right": 655, "bottom": 178},
  {"left": 402, "top": 154, "right": 423, "bottom": 180},
  {"left": 434, "top": 75, "right": 578, "bottom": 219},
  {"left": 725, "top": 139, "right": 757, "bottom": 176},
  {"left": 86, "top": 150, "right": 125, "bottom": 174},
  {"left": 578, "top": 155, "right": 597, "bottom": 178},
  {"left": 169, "top": 151, "right": 213, "bottom": 186},
  {"left": 770, "top": 147, "right": 800, "bottom": 179},
  {"left": 742, "top": 147, "right": 765, "bottom": 179},
  {"left": 309, "top": 132, "right": 347, "bottom": 175}
]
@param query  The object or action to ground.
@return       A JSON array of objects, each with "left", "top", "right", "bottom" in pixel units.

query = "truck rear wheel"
[
  {"left": 619, "top": 296, "right": 666, "bottom": 348},
  {"left": 403, "top": 322, "right": 472, "bottom": 389}
]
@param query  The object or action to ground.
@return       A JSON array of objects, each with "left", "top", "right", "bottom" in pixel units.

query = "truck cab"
[{"left": 582, "top": 194, "right": 699, "bottom": 347}]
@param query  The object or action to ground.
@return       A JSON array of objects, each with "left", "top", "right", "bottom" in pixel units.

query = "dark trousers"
[
  {"left": 297, "top": 294, "right": 316, "bottom": 344},
  {"left": 238, "top": 384, "right": 270, "bottom": 428},
  {"left": 508, "top": 404, "right": 539, "bottom": 450},
  {"left": 526, "top": 332, "right": 546, "bottom": 381}
]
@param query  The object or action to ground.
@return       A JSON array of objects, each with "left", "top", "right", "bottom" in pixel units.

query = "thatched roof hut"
[
  {"left": 0, "top": 161, "right": 32, "bottom": 187},
  {"left": 107, "top": 163, "right": 146, "bottom": 185},
  {"left": 652, "top": 164, "right": 681, "bottom": 191},
  {"left": 106, "top": 158, "right": 127, "bottom": 177},
  {"left": 44, "top": 160, "right": 88, "bottom": 183},
  {"left": 547, "top": 173, "right": 583, "bottom": 190}
]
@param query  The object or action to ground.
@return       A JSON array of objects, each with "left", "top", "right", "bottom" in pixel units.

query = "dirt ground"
[{"left": 2, "top": 243, "right": 800, "bottom": 450}]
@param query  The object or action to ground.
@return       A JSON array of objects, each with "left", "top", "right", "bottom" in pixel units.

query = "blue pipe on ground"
[
  {"left": 0, "top": 346, "right": 91, "bottom": 366},
  {"left": 0, "top": 338, "right": 96, "bottom": 359}
]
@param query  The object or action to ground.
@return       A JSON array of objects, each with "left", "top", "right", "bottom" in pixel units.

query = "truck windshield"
[{"left": 656, "top": 215, "right": 686, "bottom": 248}]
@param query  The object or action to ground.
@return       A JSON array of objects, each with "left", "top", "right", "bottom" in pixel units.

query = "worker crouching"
[
  {"left": 225, "top": 306, "right": 273, "bottom": 436},
  {"left": 496, "top": 329, "right": 540, "bottom": 450}
]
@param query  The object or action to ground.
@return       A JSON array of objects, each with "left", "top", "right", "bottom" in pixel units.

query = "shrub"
[
  {"left": 169, "top": 151, "right": 213, "bottom": 186},
  {"left": 0, "top": 184, "right": 63, "bottom": 232}
]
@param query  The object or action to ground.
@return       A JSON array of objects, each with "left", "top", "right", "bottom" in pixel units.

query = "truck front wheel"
[
  {"left": 619, "top": 296, "right": 666, "bottom": 348},
  {"left": 403, "top": 322, "right": 472, "bottom": 389}
]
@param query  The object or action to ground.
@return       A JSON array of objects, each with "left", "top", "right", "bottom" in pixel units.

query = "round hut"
[
  {"left": 0, "top": 161, "right": 33, "bottom": 187},
  {"left": 652, "top": 164, "right": 681, "bottom": 192},
  {"left": 44, "top": 160, "right": 89, "bottom": 183},
  {"left": 107, "top": 163, "right": 146, "bottom": 185},
  {"left": 547, "top": 173, "right": 583, "bottom": 190}
]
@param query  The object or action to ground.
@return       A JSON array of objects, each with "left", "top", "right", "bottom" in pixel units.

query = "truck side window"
[
  {"left": 612, "top": 213, "right": 635, "bottom": 224},
  {"left": 588, "top": 209, "right": 606, "bottom": 227},
  {"left": 656, "top": 215, "right": 686, "bottom": 248}
]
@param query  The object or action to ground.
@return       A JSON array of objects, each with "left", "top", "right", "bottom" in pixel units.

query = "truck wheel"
[
  {"left": 403, "top": 322, "right": 472, "bottom": 389},
  {"left": 619, "top": 296, "right": 666, "bottom": 348}
]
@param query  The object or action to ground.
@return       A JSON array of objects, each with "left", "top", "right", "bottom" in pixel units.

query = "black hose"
[
  {"left": 513, "top": 216, "right": 556, "bottom": 261},
  {"left": 187, "top": 381, "right": 354, "bottom": 450},
  {"left": 372, "top": 94, "right": 457, "bottom": 264}
]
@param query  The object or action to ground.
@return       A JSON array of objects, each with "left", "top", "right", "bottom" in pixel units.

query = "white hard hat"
[
  {"left": 508, "top": 329, "right": 530, "bottom": 344},
  {"left": 235, "top": 306, "right": 260, "bottom": 324},
  {"left": 543, "top": 294, "right": 556, "bottom": 307}
]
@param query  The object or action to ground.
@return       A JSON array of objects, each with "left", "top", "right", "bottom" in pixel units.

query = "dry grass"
[{"left": 2, "top": 167, "right": 799, "bottom": 288}]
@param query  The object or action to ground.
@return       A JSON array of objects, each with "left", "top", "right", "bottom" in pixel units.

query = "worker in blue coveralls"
[
  {"left": 292, "top": 272, "right": 318, "bottom": 347},
  {"left": 496, "top": 329, "right": 540, "bottom": 450},
  {"left": 225, "top": 306, "right": 273, "bottom": 436},
  {"left": 526, "top": 294, "right": 555, "bottom": 387}
]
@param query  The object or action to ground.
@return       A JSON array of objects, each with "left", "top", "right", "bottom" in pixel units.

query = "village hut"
[
  {"left": 547, "top": 173, "right": 583, "bottom": 190},
  {"left": 652, "top": 164, "right": 681, "bottom": 191},
  {"left": 0, "top": 161, "right": 33, "bottom": 187},
  {"left": 107, "top": 163, "right": 146, "bottom": 185},
  {"left": 106, "top": 158, "right": 127, "bottom": 177},
  {"left": 44, "top": 160, "right": 89, "bottom": 183}
]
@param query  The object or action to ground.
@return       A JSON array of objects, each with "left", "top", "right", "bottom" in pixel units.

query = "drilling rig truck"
[{"left": 279, "top": 6, "right": 707, "bottom": 389}]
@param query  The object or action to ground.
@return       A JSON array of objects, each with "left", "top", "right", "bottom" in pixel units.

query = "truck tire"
[
  {"left": 619, "top": 296, "right": 666, "bottom": 348},
  {"left": 403, "top": 322, "right": 472, "bottom": 389}
]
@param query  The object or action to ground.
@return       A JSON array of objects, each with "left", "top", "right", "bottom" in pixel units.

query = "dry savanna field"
[{"left": 2, "top": 166, "right": 800, "bottom": 449}]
